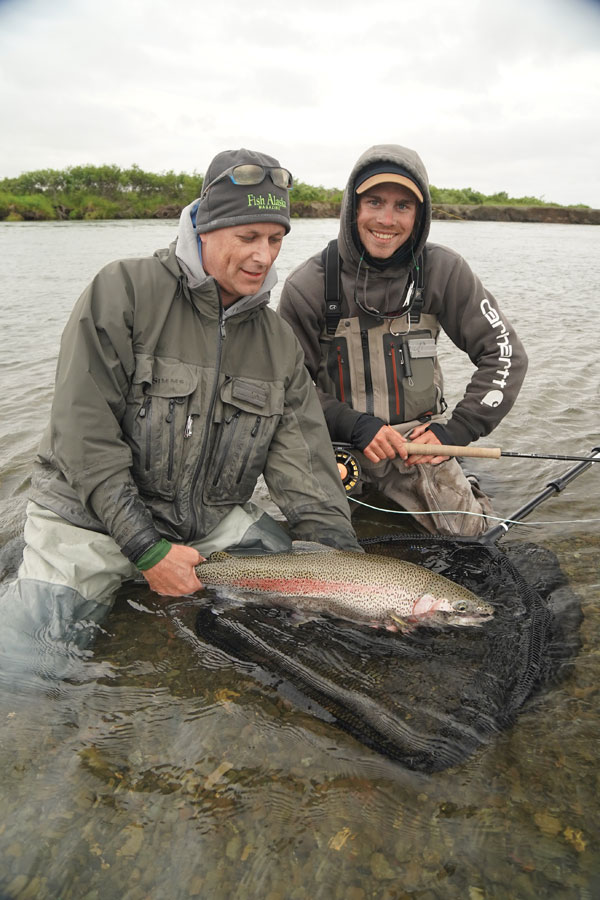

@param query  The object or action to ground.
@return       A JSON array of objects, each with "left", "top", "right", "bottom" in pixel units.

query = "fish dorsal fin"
[{"left": 206, "top": 551, "right": 234, "bottom": 563}]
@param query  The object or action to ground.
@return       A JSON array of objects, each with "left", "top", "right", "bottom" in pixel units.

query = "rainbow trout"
[{"left": 195, "top": 548, "right": 493, "bottom": 628}]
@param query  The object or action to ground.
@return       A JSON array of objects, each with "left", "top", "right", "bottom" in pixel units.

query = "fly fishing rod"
[
  {"left": 333, "top": 441, "right": 600, "bottom": 540},
  {"left": 333, "top": 441, "right": 600, "bottom": 493},
  {"left": 402, "top": 442, "right": 600, "bottom": 463},
  {"left": 482, "top": 445, "right": 600, "bottom": 543},
  {"left": 375, "top": 442, "right": 600, "bottom": 540}
]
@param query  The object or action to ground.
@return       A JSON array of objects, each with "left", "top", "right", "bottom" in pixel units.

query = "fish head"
[
  {"left": 396, "top": 590, "right": 494, "bottom": 628},
  {"left": 435, "top": 593, "right": 495, "bottom": 627}
]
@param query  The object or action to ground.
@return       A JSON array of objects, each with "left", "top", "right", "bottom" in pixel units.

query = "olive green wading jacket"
[
  {"left": 278, "top": 144, "right": 528, "bottom": 449},
  {"left": 31, "top": 240, "right": 359, "bottom": 562}
]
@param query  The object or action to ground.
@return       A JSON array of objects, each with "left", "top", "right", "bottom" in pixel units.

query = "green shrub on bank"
[
  {"left": 60, "top": 191, "right": 184, "bottom": 220},
  {"left": 0, "top": 191, "right": 58, "bottom": 221},
  {"left": 429, "top": 185, "right": 559, "bottom": 207},
  {"left": 0, "top": 164, "right": 204, "bottom": 201},
  {"left": 290, "top": 180, "right": 343, "bottom": 205},
  {"left": 0, "top": 164, "right": 588, "bottom": 221},
  {"left": 69, "top": 195, "right": 123, "bottom": 220}
]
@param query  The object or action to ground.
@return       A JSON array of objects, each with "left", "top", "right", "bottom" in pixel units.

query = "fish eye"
[{"left": 454, "top": 600, "right": 467, "bottom": 611}]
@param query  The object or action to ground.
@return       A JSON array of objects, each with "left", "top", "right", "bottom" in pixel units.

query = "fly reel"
[{"left": 332, "top": 443, "right": 361, "bottom": 495}]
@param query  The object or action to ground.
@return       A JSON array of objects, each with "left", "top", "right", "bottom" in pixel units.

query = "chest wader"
[
  {"left": 318, "top": 240, "right": 446, "bottom": 429},
  {"left": 316, "top": 242, "right": 490, "bottom": 537}
]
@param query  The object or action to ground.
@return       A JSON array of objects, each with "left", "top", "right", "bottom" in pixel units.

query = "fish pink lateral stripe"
[{"left": 224, "top": 576, "right": 373, "bottom": 596}]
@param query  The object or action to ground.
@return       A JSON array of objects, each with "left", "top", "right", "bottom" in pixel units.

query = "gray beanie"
[{"left": 196, "top": 148, "right": 292, "bottom": 235}]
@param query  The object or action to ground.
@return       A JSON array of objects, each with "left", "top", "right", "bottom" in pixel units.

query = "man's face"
[
  {"left": 356, "top": 183, "right": 419, "bottom": 259},
  {"left": 199, "top": 222, "right": 286, "bottom": 306}
]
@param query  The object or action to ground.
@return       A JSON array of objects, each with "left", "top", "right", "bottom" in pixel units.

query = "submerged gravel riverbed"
[{"left": 0, "top": 219, "right": 598, "bottom": 898}]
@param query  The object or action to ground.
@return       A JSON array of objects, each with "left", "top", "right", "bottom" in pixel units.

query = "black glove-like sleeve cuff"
[
  {"left": 121, "top": 527, "right": 164, "bottom": 564},
  {"left": 350, "top": 414, "right": 387, "bottom": 452},
  {"left": 427, "top": 422, "right": 453, "bottom": 445}
]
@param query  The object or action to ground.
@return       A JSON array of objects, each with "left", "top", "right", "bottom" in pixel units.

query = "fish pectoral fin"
[
  {"left": 206, "top": 551, "right": 234, "bottom": 563},
  {"left": 290, "top": 540, "right": 337, "bottom": 554},
  {"left": 388, "top": 613, "right": 415, "bottom": 634}
]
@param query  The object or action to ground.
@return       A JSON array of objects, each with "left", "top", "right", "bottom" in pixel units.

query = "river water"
[{"left": 0, "top": 219, "right": 599, "bottom": 898}]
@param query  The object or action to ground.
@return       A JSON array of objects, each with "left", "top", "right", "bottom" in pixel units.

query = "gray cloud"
[{"left": 0, "top": 0, "right": 598, "bottom": 206}]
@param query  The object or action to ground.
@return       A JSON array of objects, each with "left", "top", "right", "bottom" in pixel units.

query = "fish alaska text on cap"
[{"left": 196, "top": 148, "right": 292, "bottom": 235}]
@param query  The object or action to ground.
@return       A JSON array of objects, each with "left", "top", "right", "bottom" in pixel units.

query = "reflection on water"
[{"left": 0, "top": 220, "right": 599, "bottom": 897}]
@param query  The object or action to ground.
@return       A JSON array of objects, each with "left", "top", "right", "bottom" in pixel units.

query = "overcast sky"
[{"left": 1, "top": 0, "right": 599, "bottom": 207}]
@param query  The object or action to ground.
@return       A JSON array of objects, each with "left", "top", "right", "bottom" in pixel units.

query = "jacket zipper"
[
  {"left": 166, "top": 397, "right": 185, "bottom": 480},
  {"left": 212, "top": 410, "right": 241, "bottom": 485},
  {"left": 138, "top": 396, "right": 152, "bottom": 471},
  {"left": 186, "top": 289, "right": 226, "bottom": 540},
  {"left": 235, "top": 416, "right": 261, "bottom": 483},
  {"left": 389, "top": 342, "right": 402, "bottom": 418},
  {"left": 336, "top": 346, "right": 346, "bottom": 403}
]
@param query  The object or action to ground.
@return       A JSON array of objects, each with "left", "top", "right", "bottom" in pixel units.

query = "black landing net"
[{"left": 194, "top": 535, "right": 582, "bottom": 772}]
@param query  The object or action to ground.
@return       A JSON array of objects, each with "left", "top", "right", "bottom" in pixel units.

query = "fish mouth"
[
  {"left": 445, "top": 606, "right": 495, "bottom": 626},
  {"left": 448, "top": 613, "right": 494, "bottom": 627},
  {"left": 389, "top": 610, "right": 494, "bottom": 629}
]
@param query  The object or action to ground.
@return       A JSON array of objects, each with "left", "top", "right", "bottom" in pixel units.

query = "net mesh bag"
[{"left": 195, "top": 536, "right": 582, "bottom": 772}]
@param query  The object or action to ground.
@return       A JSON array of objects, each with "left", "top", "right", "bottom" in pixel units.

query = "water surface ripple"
[{"left": 0, "top": 219, "right": 599, "bottom": 898}]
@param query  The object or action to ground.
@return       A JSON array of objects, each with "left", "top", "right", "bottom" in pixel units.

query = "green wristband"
[{"left": 135, "top": 539, "right": 172, "bottom": 571}]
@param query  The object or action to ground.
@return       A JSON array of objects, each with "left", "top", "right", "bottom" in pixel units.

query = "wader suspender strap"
[
  {"left": 409, "top": 251, "right": 426, "bottom": 323},
  {"left": 323, "top": 239, "right": 341, "bottom": 335},
  {"left": 321, "top": 239, "right": 426, "bottom": 333}
]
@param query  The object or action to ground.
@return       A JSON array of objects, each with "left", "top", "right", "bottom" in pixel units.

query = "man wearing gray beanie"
[{"left": 2, "top": 148, "right": 360, "bottom": 667}]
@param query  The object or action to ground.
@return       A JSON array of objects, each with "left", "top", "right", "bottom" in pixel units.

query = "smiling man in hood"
[
  {"left": 3, "top": 148, "right": 360, "bottom": 655},
  {"left": 279, "top": 144, "right": 528, "bottom": 537}
]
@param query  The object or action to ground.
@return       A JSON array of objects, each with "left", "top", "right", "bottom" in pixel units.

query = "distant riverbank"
[
  {"left": 2, "top": 165, "right": 596, "bottom": 224},
  {"left": 2, "top": 200, "right": 598, "bottom": 224},
  {"left": 292, "top": 201, "right": 600, "bottom": 224}
]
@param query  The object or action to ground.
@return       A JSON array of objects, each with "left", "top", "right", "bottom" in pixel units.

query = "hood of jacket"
[
  {"left": 338, "top": 144, "right": 432, "bottom": 278},
  {"left": 173, "top": 198, "right": 278, "bottom": 320}
]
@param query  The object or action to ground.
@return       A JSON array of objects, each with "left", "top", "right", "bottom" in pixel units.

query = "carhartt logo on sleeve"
[
  {"left": 480, "top": 297, "right": 513, "bottom": 392},
  {"left": 481, "top": 390, "right": 504, "bottom": 408},
  {"left": 247, "top": 193, "right": 288, "bottom": 211}
]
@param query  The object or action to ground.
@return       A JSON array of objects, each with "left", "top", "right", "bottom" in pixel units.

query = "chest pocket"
[
  {"left": 204, "top": 376, "right": 284, "bottom": 506},
  {"left": 124, "top": 355, "right": 198, "bottom": 501},
  {"left": 325, "top": 335, "right": 353, "bottom": 406},
  {"left": 383, "top": 331, "right": 438, "bottom": 424}
]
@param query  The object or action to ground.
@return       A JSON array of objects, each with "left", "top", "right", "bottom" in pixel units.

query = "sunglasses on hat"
[{"left": 201, "top": 164, "right": 293, "bottom": 198}]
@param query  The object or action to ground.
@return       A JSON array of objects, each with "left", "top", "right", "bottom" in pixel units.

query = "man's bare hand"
[
  {"left": 142, "top": 544, "right": 205, "bottom": 597},
  {"left": 362, "top": 425, "right": 408, "bottom": 464},
  {"left": 405, "top": 424, "right": 450, "bottom": 466}
]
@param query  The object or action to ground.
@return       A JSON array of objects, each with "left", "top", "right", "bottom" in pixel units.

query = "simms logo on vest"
[{"left": 247, "top": 193, "right": 288, "bottom": 211}]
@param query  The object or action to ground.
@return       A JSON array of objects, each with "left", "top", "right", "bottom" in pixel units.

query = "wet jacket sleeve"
[
  {"left": 278, "top": 258, "right": 367, "bottom": 446},
  {"left": 430, "top": 249, "right": 528, "bottom": 445},
  {"left": 263, "top": 340, "right": 362, "bottom": 551},
  {"left": 47, "top": 264, "right": 162, "bottom": 561}
]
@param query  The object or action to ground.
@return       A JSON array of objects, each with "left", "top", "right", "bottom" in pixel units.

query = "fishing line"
[{"left": 348, "top": 496, "right": 600, "bottom": 528}]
